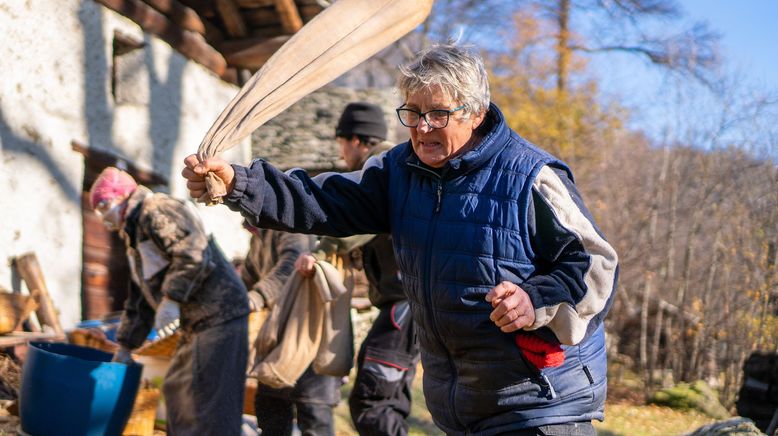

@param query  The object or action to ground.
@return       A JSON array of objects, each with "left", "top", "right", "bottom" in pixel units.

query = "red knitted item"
[{"left": 515, "top": 333, "right": 565, "bottom": 369}]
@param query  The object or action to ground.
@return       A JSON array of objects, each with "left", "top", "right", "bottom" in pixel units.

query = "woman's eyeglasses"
[{"left": 396, "top": 105, "right": 465, "bottom": 129}]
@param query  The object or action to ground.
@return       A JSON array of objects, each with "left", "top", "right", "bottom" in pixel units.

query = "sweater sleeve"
[
  {"left": 253, "top": 232, "right": 313, "bottom": 308},
  {"left": 521, "top": 165, "right": 619, "bottom": 345},
  {"left": 115, "top": 281, "right": 154, "bottom": 350},
  {"left": 225, "top": 155, "right": 392, "bottom": 237}
]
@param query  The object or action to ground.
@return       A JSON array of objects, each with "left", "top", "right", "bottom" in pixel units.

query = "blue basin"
[{"left": 20, "top": 342, "right": 142, "bottom": 436}]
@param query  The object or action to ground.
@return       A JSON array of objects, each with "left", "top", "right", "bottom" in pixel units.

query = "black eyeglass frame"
[{"left": 395, "top": 105, "right": 466, "bottom": 129}]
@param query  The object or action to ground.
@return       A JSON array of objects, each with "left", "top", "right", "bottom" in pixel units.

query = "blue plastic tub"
[{"left": 20, "top": 342, "right": 143, "bottom": 436}]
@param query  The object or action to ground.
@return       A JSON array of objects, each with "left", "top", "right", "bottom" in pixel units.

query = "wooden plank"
[
  {"left": 71, "top": 141, "right": 169, "bottom": 187},
  {"left": 222, "top": 67, "right": 239, "bottom": 84},
  {"left": 12, "top": 253, "right": 64, "bottom": 336},
  {"left": 0, "top": 331, "right": 62, "bottom": 348},
  {"left": 249, "top": 25, "right": 285, "bottom": 39},
  {"left": 274, "top": 0, "right": 303, "bottom": 33},
  {"left": 242, "top": 5, "right": 321, "bottom": 32},
  {"left": 215, "top": 0, "right": 248, "bottom": 38},
  {"left": 166, "top": 2, "right": 225, "bottom": 44},
  {"left": 141, "top": 0, "right": 206, "bottom": 34},
  {"left": 236, "top": 0, "right": 274, "bottom": 7},
  {"left": 299, "top": 4, "right": 323, "bottom": 22},
  {"left": 219, "top": 35, "right": 289, "bottom": 69},
  {"left": 201, "top": 16, "right": 226, "bottom": 44},
  {"left": 242, "top": 6, "right": 278, "bottom": 27},
  {"left": 95, "top": 0, "right": 227, "bottom": 77},
  {"left": 178, "top": 0, "right": 215, "bottom": 16}
]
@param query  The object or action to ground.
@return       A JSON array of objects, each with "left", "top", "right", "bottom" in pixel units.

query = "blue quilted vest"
[{"left": 385, "top": 104, "right": 607, "bottom": 434}]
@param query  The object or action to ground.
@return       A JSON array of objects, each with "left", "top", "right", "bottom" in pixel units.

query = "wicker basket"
[
  {"left": 122, "top": 386, "right": 161, "bottom": 436},
  {"left": 68, "top": 328, "right": 120, "bottom": 354},
  {"left": 134, "top": 309, "right": 268, "bottom": 359},
  {"left": 134, "top": 331, "right": 181, "bottom": 359},
  {"left": 0, "top": 292, "right": 38, "bottom": 334}
]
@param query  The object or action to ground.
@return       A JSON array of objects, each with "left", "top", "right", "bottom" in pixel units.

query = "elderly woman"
[{"left": 183, "top": 43, "right": 618, "bottom": 435}]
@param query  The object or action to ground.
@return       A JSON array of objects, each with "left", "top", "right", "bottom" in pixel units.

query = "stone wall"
[{"left": 252, "top": 86, "right": 407, "bottom": 171}]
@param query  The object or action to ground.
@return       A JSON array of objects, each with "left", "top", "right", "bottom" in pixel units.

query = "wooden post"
[{"left": 12, "top": 253, "right": 64, "bottom": 336}]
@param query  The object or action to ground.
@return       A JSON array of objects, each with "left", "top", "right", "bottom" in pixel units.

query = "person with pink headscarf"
[{"left": 89, "top": 166, "right": 251, "bottom": 435}]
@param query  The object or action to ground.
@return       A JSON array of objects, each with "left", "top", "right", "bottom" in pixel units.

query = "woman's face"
[{"left": 405, "top": 85, "right": 484, "bottom": 168}]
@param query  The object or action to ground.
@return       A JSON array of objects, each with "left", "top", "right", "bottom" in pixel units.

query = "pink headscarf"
[{"left": 89, "top": 167, "right": 138, "bottom": 209}]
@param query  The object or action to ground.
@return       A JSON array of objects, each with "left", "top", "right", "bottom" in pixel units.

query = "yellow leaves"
[
  {"left": 691, "top": 297, "right": 704, "bottom": 314},
  {"left": 486, "top": 4, "right": 630, "bottom": 165},
  {"left": 491, "top": 75, "right": 625, "bottom": 163}
]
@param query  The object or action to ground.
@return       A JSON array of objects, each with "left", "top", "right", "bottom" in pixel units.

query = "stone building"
[
  {"left": 0, "top": 0, "right": 341, "bottom": 328},
  {"left": 253, "top": 86, "right": 405, "bottom": 171}
]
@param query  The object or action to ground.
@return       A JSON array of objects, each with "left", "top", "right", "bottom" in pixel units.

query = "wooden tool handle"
[{"left": 13, "top": 252, "right": 64, "bottom": 336}]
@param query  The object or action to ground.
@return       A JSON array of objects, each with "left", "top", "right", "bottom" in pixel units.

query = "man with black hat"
[{"left": 295, "top": 102, "right": 420, "bottom": 436}]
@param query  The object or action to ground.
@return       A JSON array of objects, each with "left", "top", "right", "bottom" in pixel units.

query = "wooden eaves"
[{"left": 94, "top": 0, "right": 321, "bottom": 84}]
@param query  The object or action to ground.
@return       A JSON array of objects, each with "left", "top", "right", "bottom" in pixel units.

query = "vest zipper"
[
  {"left": 406, "top": 162, "right": 444, "bottom": 214},
  {"left": 406, "top": 160, "right": 463, "bottom": 428},
  {"left": 435, "top": 181, "right": 443, "bottom": 213}
]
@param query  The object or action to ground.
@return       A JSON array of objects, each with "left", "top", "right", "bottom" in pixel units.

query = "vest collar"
[{"left": 405, "top": 103, "right": 510, "bottom": 179}]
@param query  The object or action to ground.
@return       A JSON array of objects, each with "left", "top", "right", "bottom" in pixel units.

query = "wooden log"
[
  {"left": 141, "top": 0, "right": 206, "bottom": 35},
  {"left": 235, "top": 0, "right": 274, "bottom": 7},
  {"left": 273, "top": 0, "right": 303, "bottom": 33},
  {"left": 249, "top": 25, "right": 286, "bottom": 39},
  {"left": 95, "top": 0, "right": 227, "bottom": 77},
  {"left": 219, "top": 35, "right": 289, "bottom": 69},
  {"left": 12, "top": 253, "right": 64, "bottom": 336},
  {"left": 242, "top": 6, "right": 278, "bottom": 27},
  {"left": 299, "top": 4, "right": 324, "bottom": 22},
  {"left": 215, "top": 0, "right": 248, "bottom": 38}
]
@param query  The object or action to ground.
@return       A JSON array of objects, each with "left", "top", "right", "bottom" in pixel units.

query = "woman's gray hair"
[{"left": 397, "top": 43, "right": 490, "bottom": 116}]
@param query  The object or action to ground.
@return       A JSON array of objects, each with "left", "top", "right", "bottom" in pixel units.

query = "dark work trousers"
[
  {"left": 163, "top": 315, "right": 248, "bottom": 436},
  {"left": 254, "top": 365, "right": 340, "bottom": 436},
  {"left": 349, "top": 300, "right": 420, "bottom": 436}
]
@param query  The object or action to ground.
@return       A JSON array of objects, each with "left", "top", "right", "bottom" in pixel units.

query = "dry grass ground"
[{"left": 594, "top": 403, "right": 716, "bottom": 436}]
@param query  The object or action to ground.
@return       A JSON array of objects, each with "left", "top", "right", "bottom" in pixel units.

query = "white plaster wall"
[{"left": 0, "top": 0, "right": 250, "bottom": 328}]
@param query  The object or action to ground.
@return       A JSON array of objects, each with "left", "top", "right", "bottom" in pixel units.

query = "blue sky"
[
  {"left": 586, "top": 1, "right": 778, "bottom": 143},
  {"left": 682, "top": 0, "right": 778, "bottom": 90}
]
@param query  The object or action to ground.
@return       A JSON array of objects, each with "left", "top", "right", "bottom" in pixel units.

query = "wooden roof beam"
[
  {"left": 236, "top": 0, "right": 274, "bottom": 6},
  {"left": 141, "top": 0, "right": 206, "bottom": 34},
  {"left": 274, "top": 0, "right": 303, "bottom": 33},
  {"left": 96, "top": 0, "right": 228, "bottom": 77},
  {"left": 219, "top": 35, "right": 289, "bottom": 69},
  {"left": 215, "top": 0, "right": 248, "bottom": 38}
]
